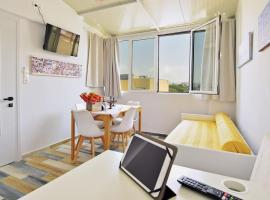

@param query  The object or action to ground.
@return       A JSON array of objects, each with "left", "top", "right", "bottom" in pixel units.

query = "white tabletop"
[
  {"left": 92, "top": 104, "right": 140, "bottom": 118},
  {"left": 19, "top": 151, "right": 268, "bottom": 200}
]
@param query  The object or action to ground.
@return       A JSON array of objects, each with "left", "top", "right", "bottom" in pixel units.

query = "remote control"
[{"left": 177, "top": 176, "right": 242, "bottom": 200}]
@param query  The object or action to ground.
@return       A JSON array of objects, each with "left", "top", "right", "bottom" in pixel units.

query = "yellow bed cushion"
[
  {"left": 165, "top": 113, "right": 252, "bottom": 154},
  {"left": 165, "top": 120, "right": 220, "bottom": 151},
  {"left": 215, "top": 112, "right": 251, "bottom": 154}
]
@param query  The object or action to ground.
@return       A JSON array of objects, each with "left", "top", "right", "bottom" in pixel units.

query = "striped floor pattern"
[{"left": 0, "top": 133, "right": 165, "bottom": 200}]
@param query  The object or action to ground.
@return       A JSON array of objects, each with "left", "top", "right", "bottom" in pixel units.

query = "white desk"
[{"left": 19, "top": 151, "right": 268, "bottom": 200}]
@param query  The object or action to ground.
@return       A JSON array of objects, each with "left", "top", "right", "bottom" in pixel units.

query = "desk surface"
[{"left": 19, "top": 151, "right": 268, "bottom": 200}]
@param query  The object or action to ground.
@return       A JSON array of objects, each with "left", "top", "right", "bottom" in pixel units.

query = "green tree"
[{"left": 169, "top": 83, "right": 189, "bottom": 93}]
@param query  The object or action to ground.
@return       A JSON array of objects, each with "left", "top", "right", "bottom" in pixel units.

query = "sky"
[{"left": 119, "top": 33, "right": 191, "bottom": 84}]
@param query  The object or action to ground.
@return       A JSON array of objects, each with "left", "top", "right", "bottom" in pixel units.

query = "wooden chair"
[
  {"left": 111, "top": 107, "right": 136, "bottom": 152},
  {"left": 72, "top": 110, "right": 105, "bottom": 163}
]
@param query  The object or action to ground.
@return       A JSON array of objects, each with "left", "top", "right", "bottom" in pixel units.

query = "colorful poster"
[{"left": 31, "top": 56, "right": 82, "bottom": 78}]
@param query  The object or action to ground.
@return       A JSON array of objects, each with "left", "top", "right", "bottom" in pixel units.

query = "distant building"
[
  {"left": 120, "top": 74, "right": 169, "bottom": 91},
  {"left": 120, "top": 74, "right": 128, "bottom": 91},
  {"left": 158, "top": 80, "right": 169, "bottom": 92}
]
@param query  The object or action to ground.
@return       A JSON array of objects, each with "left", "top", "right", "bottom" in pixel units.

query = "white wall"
[
  {"left": 0, "top": 0, "right": 236, "bottom": 155},
  {"left": 19, "top": 20, "right": 88, "bottom": 154},
  {"left": 0, "top": 0, "right": 84, "bottom": 33},
  {"left": 0, "top": 0, "right": 90, "bottom": 154},
  {"left": 236, "top": 0, "right": 270, "bottom": 154},
  {"left": 119, "top": 92, "right": 235, "bottom": 134}
]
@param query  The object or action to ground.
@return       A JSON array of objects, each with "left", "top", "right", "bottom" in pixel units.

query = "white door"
[{"left": 0, "top": 11, "right": 18, "bottom": 166}]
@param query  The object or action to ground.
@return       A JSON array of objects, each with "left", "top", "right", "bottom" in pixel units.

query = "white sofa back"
[
  {"left": 174, "top": 144, "right": 256, "bottom": 180},
  {"left": 251, "top": 133, "right": 270, "bottom": 185}
]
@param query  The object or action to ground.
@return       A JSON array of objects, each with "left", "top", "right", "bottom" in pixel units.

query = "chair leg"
[
  {"left": 124, "top": 134, "right": 127, "bottom": 146},
  {"left": 101, "top": 136, "right": 105, "bottom": 148},
  {"left": 121, "top": 134, "right": 125, "bottom": 152},
  {"left": 125, "top": 132, "right": 130, "bottom": 146},
  {"left": 75, "top": 136, "right": 80, "bottom": 150},
  {"left": 111, "top": 134, "right": 115, "bottom": 142},
  {"left": 133, "top": 125, "right": 136, "bottom": 133},
  {"left": 91, "top": 138, "right": 95, "bottom": 157},
  {"left": 73, "top": 136, "right": 84, "bottom": 163},
  {"left": 117, "top": 134, "right": 120, "bottom": 143}
]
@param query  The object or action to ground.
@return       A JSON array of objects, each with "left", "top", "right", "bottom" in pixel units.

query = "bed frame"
[{"left": 171, "top": 113, "right": 257, "bottom": 180}]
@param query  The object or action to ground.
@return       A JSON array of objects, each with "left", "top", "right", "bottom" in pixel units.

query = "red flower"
[{"left": 80, "top": 92, "right": 102, "bottom": 104}]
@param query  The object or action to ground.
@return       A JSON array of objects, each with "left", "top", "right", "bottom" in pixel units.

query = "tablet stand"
[{"left": 162, "top": 185, "right": 176, "bottom": 200}]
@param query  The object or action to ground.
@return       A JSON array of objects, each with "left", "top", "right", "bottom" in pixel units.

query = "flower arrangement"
[{"left": 80, "top": 92, "right": 102, "bottom": 104}]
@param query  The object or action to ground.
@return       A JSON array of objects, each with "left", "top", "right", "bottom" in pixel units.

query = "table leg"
[
  {"left": 71, "top": 112, "right": 75, "bottom": 161},
  {"left": 104, "top": 117, "right": 112, "bottom": 150},
  {"left": 139, "top": 110, "right": 142, "bottom": 134}
]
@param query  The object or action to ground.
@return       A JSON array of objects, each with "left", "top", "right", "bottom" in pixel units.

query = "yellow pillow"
[{"left": 215, "top": 112, "right": 251, "bottom": 154}]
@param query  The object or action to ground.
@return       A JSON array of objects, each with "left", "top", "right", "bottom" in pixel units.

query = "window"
[
  {"left": 119, "top": 40, "right": 129, "bottom": 91},
  {"left": 117, "top": 17, "right": 220, "bottom": 94},
  {"left": 131, "top": 38, "right": 155, "bottom": 90},
  {"left": 158, "top": 33, "right": 190, "bottom": 93},
  {"left": 190, "top": 17, "right": 220, "bottom": 94}
]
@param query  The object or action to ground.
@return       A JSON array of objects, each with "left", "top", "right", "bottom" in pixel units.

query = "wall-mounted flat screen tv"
[{"left": 43, "top": 23, "right": 80, "bottom": 57}]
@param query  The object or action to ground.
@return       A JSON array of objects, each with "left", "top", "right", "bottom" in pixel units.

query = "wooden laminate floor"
[{"left": 0, "top": 133, "right": 165, "bottom": 200}]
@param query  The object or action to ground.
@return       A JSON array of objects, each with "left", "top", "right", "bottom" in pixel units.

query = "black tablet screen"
[{"left": 121, "top": 136, "right": 167, "bottom": 190}]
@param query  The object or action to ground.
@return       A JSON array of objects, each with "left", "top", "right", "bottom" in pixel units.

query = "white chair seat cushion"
[
  {"left": 111, "top": 124, "right": 124, "bottom": 133},
  {"left": 113, "top": 117, "right": 123, "bottom": 125},
  {"left": 81, "top": 128, "right": 104, "bottom": 138},
  {"left": 95, "top": 120, "right": 104, "bottom": 128}
]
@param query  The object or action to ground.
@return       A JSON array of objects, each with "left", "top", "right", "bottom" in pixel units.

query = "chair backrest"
[
  {"left": 75, "top": 103, "right": 86, "bottom": 110},
  {"left": 127, "top": 101, "right": 140, "bottom": 120},
  {"left": 127, "top": 101, "right": 140, "bottom": 106},
  {"left": 72, "top": 110, "right": 102, "bottom": 137},
  {"left": 114, "top": 107, "right": 136, "bottom": 132}
]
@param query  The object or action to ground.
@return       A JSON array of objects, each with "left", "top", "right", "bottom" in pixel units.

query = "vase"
[{"left": 86, "top": 102, "right": 92, "bottom": 111}]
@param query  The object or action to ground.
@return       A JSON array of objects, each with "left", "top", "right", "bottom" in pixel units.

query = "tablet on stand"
[{"left": 119, "top": 134, "right": 178, "bottom": 200}]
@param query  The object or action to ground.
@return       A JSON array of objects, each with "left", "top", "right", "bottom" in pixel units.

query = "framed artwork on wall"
[
  {"left": 31, "top": 56, "right": 82, "bottom": 78},
  {"left": 237, "top": 32, "right": 254, "bottom": 68},
  {"left": 258, "top": 0, "right": 270, "bottom": 52}
]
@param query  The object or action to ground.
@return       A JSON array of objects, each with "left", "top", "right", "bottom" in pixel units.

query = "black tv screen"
[{"left": 43, "top": 24, "right": 80, "bottom": 57}]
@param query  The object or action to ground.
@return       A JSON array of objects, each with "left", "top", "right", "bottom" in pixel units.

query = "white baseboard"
[{"left": 22, "top": 136, "right": 77, "bottom": 158}]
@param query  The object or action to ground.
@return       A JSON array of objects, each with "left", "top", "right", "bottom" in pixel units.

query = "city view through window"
[
  {"left": 119, "top": 33, "right": 191, "bottom": 93},
  {"left": 159, "top": 33, "right": 190, "bottom": 93}
]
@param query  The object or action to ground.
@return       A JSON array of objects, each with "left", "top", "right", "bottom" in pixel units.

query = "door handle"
[{"left": 3, "top": 97, "right": 14, "bottom": 101}]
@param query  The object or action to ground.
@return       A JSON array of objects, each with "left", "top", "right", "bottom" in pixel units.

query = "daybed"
[{"left": 165, "top": 112, "right": 256, "bottom": 180}]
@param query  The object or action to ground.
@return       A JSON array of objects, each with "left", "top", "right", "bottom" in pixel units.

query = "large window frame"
[
  {"left": 189, "top": 17, "right": 221, "bottom": 95},
  {"left": 118, "top": 17, "right": 221, "bottom": 94},
  {"left": 157, "top": 31, "right": 191, "bottom": 94},
  {"left": 118, "top": 33, "right": 158, "bottom": 92},
  {"left": 131, "top": 37, "right": 158, "bottom": 91}
]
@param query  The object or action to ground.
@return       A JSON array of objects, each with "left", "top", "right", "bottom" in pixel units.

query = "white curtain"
[
  {"left": 103, "top": 37, "right": 121, "bottom": 98},
  {"left": 201, "top": 22, "right": 216, "bottom": 91},
  {"left": 219, "top": 19, "right": 236, "bottom": 102},
  {"left": 202, "top": 19, "right": 236, "bottom": 102},
  {"left": 86, "top": 33, "right": 104, "bottom": 87}
]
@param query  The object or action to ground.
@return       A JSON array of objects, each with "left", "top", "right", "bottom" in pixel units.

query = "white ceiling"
[{"left": 63, "top": 0, "right": 239, "bottom": 36}]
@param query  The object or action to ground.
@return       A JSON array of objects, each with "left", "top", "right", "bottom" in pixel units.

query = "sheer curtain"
[
  {"left": 103, "top": 37, "right": 121, "bottom": 98},
  {"left": 86, "top": 34, "right": 121, "bottom": 98},
  {"left": 219, "top": 19, "right": 236, "bottom": 102},
  {"left": 86, "top": 33, "right": 104, "bottom": 87},
  {"left": 201, "top": 22, "right": 216, "bottom": 91},
  {"left": 202, "top": 19, "right": 236, "bottom": 102}
]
